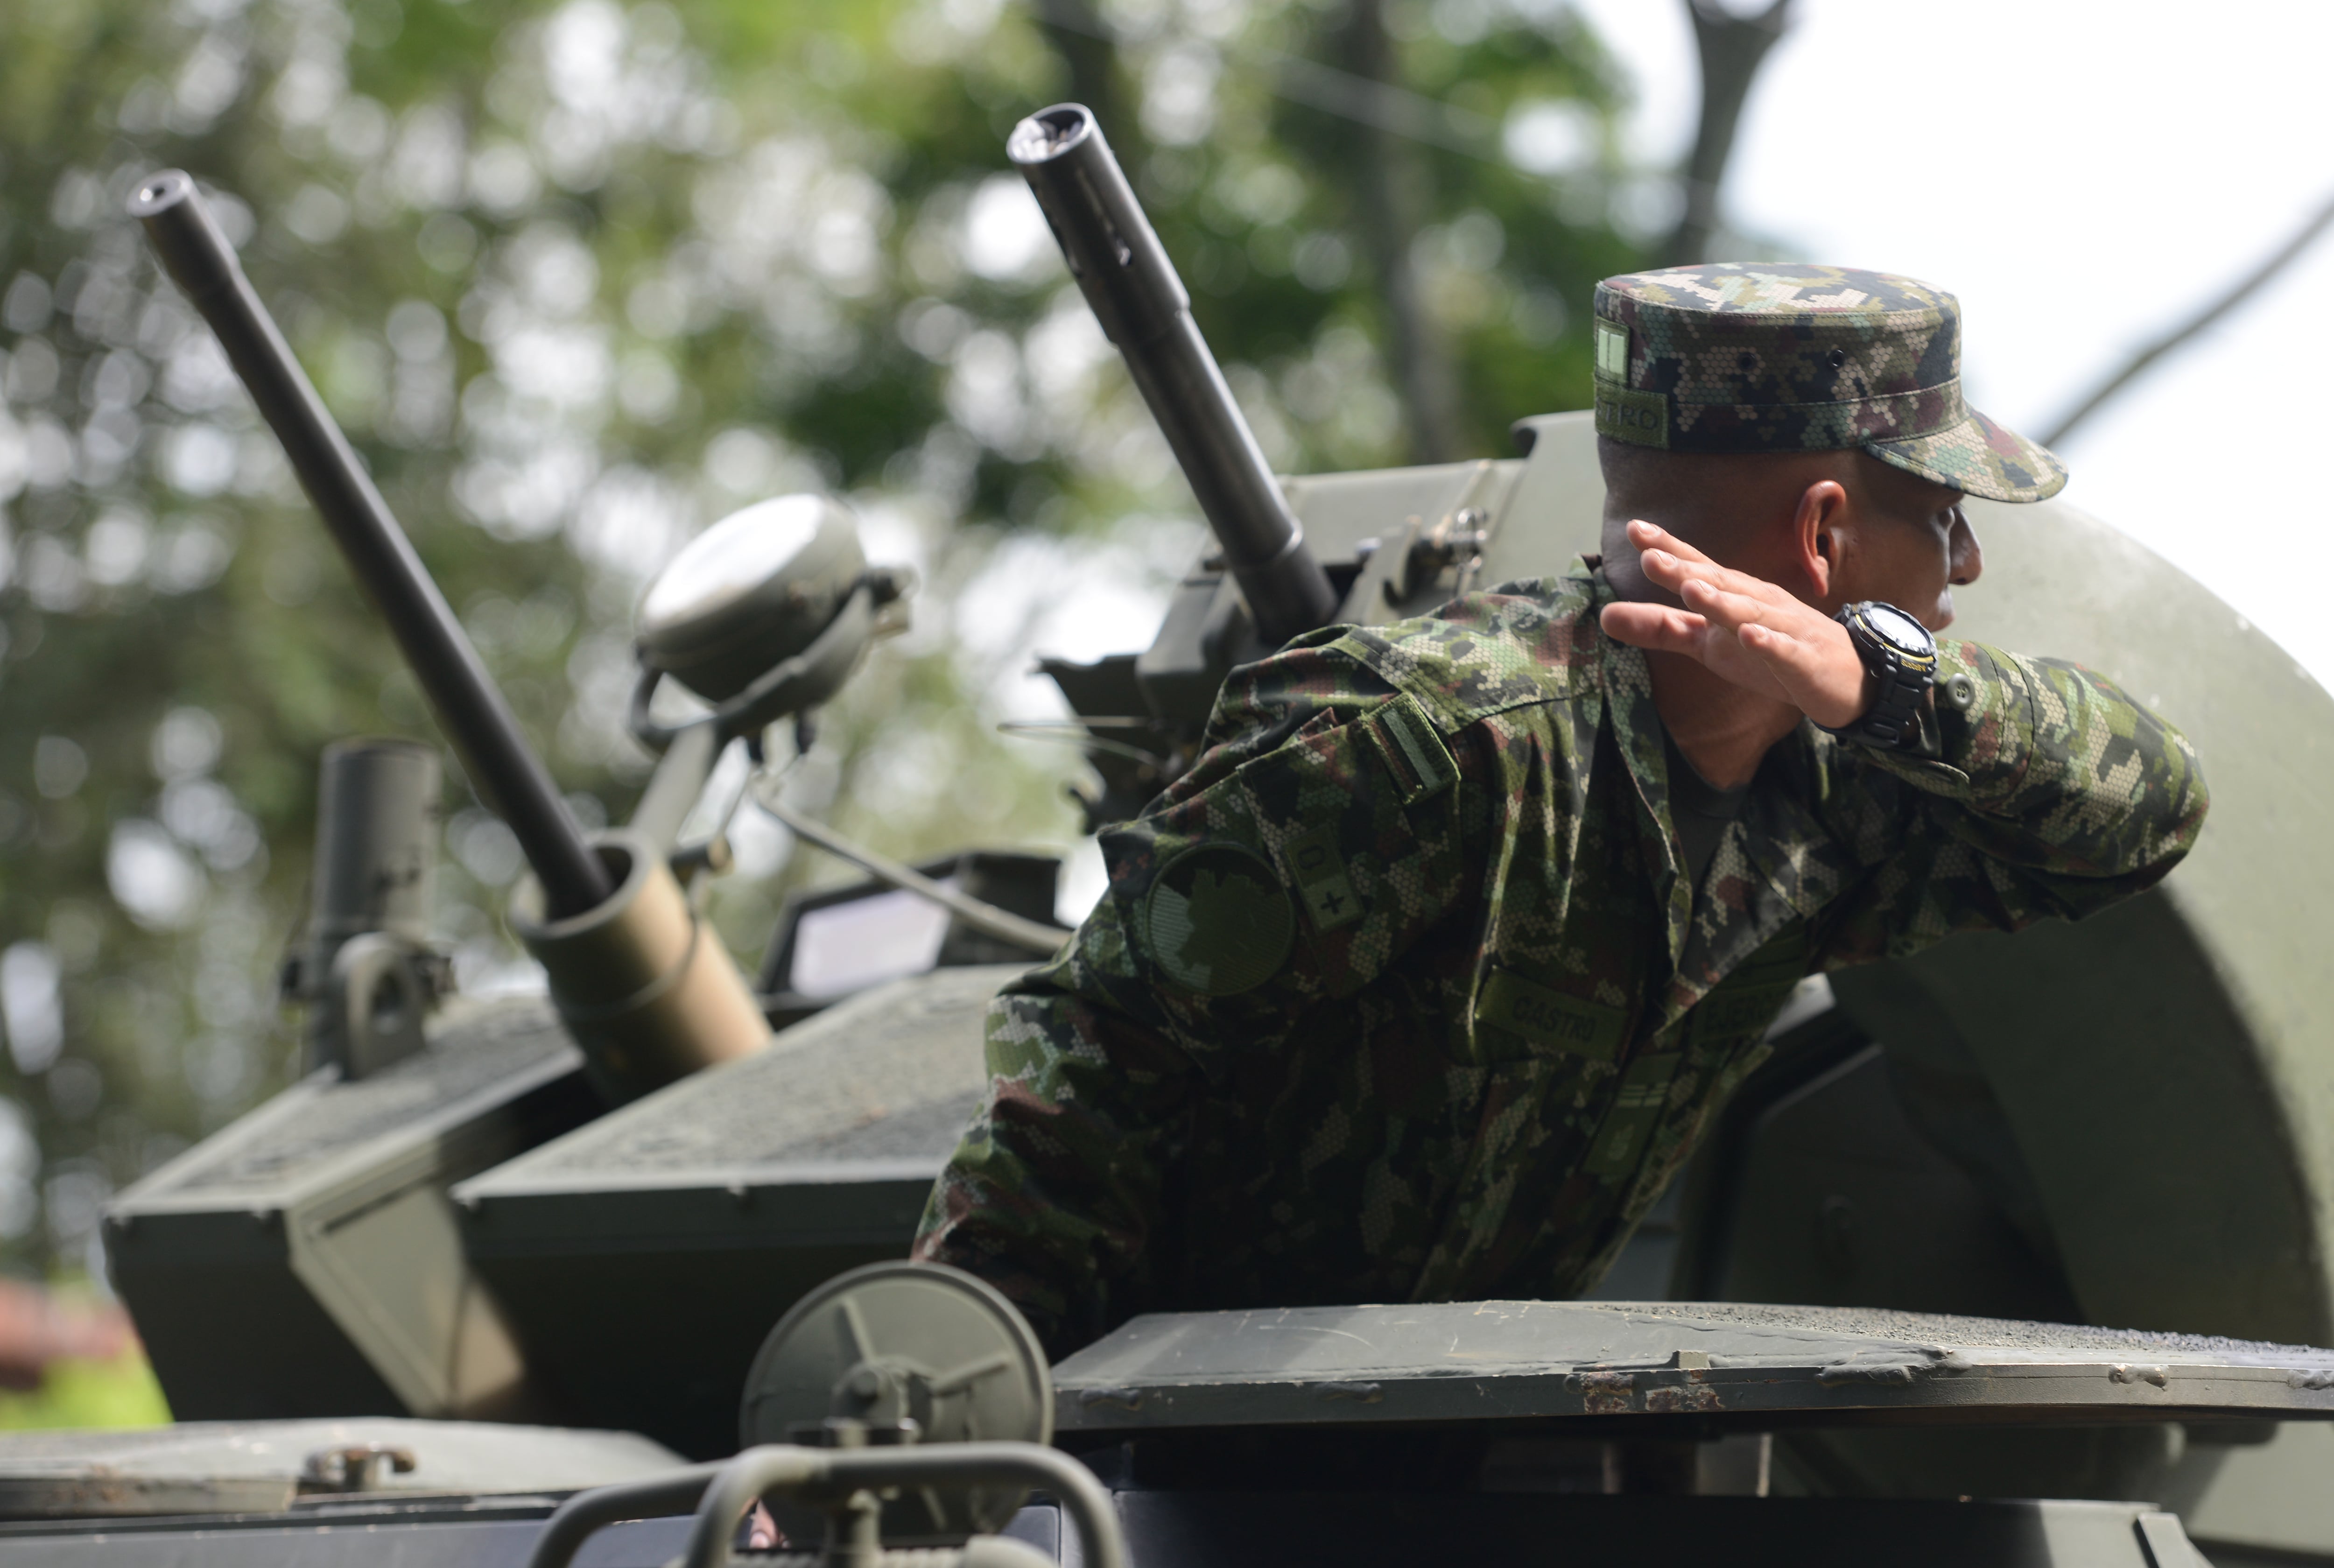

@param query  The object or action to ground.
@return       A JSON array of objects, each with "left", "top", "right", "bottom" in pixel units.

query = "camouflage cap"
[{"left": 1590, "top": 263, "right": 2066, "bottom": 504}]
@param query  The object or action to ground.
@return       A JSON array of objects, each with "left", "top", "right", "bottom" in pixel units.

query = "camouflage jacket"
[{"left": 913, "top": 560, "right": 2208, "bottom": 1355}]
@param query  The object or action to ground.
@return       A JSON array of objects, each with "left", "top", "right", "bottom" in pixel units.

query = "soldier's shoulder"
[{"left": 1326, "top": 559, "right": 1601, "bottom": 733}]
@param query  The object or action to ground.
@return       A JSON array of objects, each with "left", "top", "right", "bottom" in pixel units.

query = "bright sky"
[{"left": 1574, "top": 0, "right": 2334, "bottom": 683}]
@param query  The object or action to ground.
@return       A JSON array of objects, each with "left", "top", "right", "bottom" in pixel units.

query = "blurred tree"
[
  {"left": 1662, "top": 0, "right": 1792, "bottom": 268},
  {"left": 0, "top": 0, "right": 1655, "bottom": 1291}
]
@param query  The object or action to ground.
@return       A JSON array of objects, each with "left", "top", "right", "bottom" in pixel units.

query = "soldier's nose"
[{"left": 1949, "top": 511, "right": 1983, "bottom": 587}]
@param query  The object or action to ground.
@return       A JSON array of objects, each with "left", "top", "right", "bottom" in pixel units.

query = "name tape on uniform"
[{"left": 1475, "top": 969, "right": 1626, "bottom": 1061}]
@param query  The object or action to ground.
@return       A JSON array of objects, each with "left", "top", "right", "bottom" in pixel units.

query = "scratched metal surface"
[
  {"left": 457, "top": 963, "right": 1015, "bottom": 1196},
  {"left": 1050, "top": 1300, "right": 2334, "bottom": 1432},
  {"left": 0, "top": 1419, "right": 685, "bottom": 1519}
]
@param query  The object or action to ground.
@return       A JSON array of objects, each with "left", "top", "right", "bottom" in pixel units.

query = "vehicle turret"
[{"left": 10, "top": 109, "right": 2334, "bottom": 1568}]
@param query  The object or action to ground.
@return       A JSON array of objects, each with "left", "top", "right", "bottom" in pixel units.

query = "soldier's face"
[{"left": 1846, "top": 461, "right": 1982, "bottom": 633}]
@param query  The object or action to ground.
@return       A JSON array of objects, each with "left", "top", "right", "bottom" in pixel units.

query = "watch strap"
[{"left": 1821, "top": 602, "right": 1937, "bottom": 749}]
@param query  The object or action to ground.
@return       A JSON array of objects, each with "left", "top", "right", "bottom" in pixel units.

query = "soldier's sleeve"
[
  {"left": 1814, "top": 640, "right": 2209, "bottom": 964},
  {"left": 911, "top": 632, "right": 1482, "bottom": 1354}
]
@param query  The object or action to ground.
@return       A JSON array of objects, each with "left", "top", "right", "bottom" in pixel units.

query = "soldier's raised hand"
[{"left": 1598, "top": 520, "right": 1871, "bottom": 730}]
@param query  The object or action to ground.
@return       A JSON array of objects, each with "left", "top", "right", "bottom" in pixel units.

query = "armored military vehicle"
[{"left": 3, "top": 104, "right": 2333, "bottom": 1566}]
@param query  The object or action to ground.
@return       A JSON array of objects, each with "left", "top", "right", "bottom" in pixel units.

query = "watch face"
[{"left": 1863, "top": 603, "right": 1934, "bottom": 657}]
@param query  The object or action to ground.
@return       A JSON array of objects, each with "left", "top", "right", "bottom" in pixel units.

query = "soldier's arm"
[
  {"left": 913, "top": 634, "right": 1479, "bottom": 1353},
  {"left": 1593, "top": 517, "right": 2207, "bottom": 946},
  {"left": 911, "top": 938, "right": 1198, "bottom": 1354},
  {"left": 1817, "top": 640, "right": 2209, "bottom": 958}
]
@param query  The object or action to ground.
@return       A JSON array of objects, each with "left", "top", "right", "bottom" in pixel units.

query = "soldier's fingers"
[
  {"left": 1625, "top": 519, "right": 1719, "bottom": 570},
  {"left": 1637, "top": 547, "right": 1730, "bottom": 606},
  {"left": 1638, "top": 546, "right": 1792, "bottom": 613},
  {"left": 1735, "top": 620, "right": 1820, "bottom": 675},
  {"left": 1631, "top": 527, "right": 1797, "bottom": 607},
  {"left": 1736, "top": 623, "right": 1849, "bottom": 709},
  {"left": 1676, "top": 574, "right": 1786, "bottom": 633},
  {"left": 1733, "top": 623, "right": 1818, "bottom": 702},
  {"left": 1599, "top": 601, "right": 1708, "bottom": 654}
]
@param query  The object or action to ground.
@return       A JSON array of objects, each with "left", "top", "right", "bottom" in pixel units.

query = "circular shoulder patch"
[{"left": 1143, "top": 843, "right": 1294, "bottom": 997}]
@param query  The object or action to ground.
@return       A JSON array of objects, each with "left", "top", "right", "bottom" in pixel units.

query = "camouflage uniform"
[{"left": 913, "top": 266, "right": 2205, "bottom": 1355}]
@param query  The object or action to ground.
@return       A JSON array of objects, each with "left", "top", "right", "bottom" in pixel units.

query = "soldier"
[{"left": 913, "top": 264, "right": 2209, "bottom": 1356}]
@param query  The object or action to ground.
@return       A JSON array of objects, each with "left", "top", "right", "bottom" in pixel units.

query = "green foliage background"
[{"left": 0, "top": 0, "right": 1654, "bottom": 1300}]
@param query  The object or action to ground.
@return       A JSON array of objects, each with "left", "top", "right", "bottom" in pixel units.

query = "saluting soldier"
[{"left": 913, "top": 264, "right": 2210, "bottom": 1356}]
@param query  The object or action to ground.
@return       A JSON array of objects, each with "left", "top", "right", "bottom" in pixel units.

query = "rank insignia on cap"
[
  {"left": 1143, "top": 843, "right": 1294, "bottom": 996},
  {"left": 1593, "top": 317, "right": 1629, "bottom": 383}
]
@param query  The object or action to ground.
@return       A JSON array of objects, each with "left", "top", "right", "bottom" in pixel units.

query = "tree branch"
[
  {"left": 1661, "top": 0, "right": 1793, "bottom": 268},
  {"left": 1026, "top": 1, "right": 1504, "bottom": 164},
  {"left": 1334, "top": 0, "right": 1465, "bottom": 464},
  {"left": 1031, "top": 0, "right": 1139, "bottom": 150},
  {"left": 2041, "top": 188, "right": 2334, "bottom": 449}
]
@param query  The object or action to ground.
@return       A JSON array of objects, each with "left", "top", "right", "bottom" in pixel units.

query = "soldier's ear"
[{"left": 1793, "top": 478, "right": 1851, "bottom": 601}]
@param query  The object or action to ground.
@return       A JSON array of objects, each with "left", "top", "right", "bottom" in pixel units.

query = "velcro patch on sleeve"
[
  {"left": 1361, "top": 694, "right": 1457, "bottom": 804},
  {"left": 1282, "top": 821, "right": 1364, "bottom": 932},
  {"left": 1141, "top": 843, "right": 1294, "bottom": 997}
]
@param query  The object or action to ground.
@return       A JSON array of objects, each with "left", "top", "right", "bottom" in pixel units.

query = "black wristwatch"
[{"left": 1824, "top": 601, "right": 1938, "bottom": 749}]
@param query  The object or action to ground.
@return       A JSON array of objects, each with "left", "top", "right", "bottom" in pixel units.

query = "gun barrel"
[
  {"left": 129, "top": 171, "right": 613, "bottom": 919},
  {"left": 1008, "top": 105, "right": 1338, "bottom": 647}
]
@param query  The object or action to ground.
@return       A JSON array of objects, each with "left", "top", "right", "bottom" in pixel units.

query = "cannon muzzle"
[
  {"left": 129, "top": 170, "right": 614, "bottom": 920},
  {"left": 1008, "top": 105, "right": 1339, "bottom": 647},
  {"left": 132, "top": 171, "right": 768, "bottom": 1101}
]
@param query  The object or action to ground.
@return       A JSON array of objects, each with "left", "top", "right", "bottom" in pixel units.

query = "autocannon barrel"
[
  {"left": 1007, "top": 104, "right": 1339, "bottom": 647},
  {"left": 129, "top": 170, "right": 613, "bottom": 919}
]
